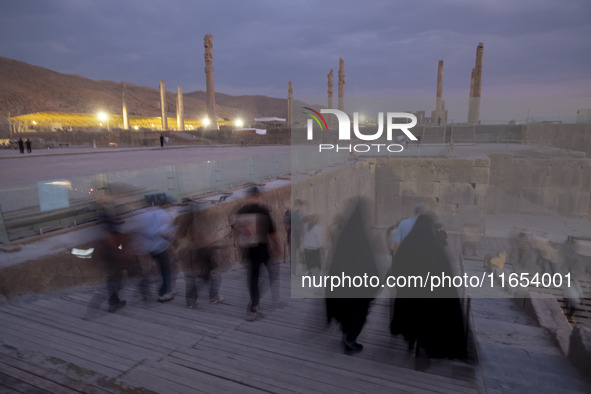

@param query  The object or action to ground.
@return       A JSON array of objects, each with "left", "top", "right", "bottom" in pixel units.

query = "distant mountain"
[
  {"left": 186, "top": 91, "right": 287, "bottom": 119},
  {"left": 0, "top": 56, "right": 287, "bottom": 135}
]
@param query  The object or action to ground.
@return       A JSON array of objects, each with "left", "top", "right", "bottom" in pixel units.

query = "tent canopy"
[{"left": 254, "top": 117, "right": 286, "bottom": 123}]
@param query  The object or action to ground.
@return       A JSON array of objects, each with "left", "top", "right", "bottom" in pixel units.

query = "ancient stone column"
[
  {"left": 327, "top": 69, "right": 334, "bottom": 110},
  {"left": 177, "top": 85, "right": 184, "bottom": 131},
  {"left": 473, "top": 43, "right": 484, "bottom": 99},
  {"left": 287, "top": 81, "right": 293, "bottom": 128},
  {"left": 338, "top": 58, "right": 345, "bottom": 112},
  {"left": 431, "top": 60, "right": 447, "bottom": 125},
  {"left": 469, "top": 68, "right": 475, "bottom": 98},
  {"left": 204, "top": 34, "right": 218, "bottom": 130},
  {"left": 436, "top": 60, "right": 443, "bottom": 104},
  {"left": 160, "top": 80, "right": 168, "bottom": 131},
  {"left": 467, "top": 43, "right": 484, "bottom": 124},
  {"left": 121, "top": 82, "right": 129, "bottom": 130}
]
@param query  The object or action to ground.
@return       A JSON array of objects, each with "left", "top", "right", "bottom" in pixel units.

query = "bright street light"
[{"left": 97, "top": 111, "right": 110, "bottom": 130}]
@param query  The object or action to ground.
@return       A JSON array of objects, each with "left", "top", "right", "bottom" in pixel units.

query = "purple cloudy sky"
[{"left": 1, "top": 0, "right": 590, "bottom": 100}]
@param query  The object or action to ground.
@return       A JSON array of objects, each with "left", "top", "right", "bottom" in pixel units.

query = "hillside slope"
[{"left": 0, "top": 57, "right": 287, "bottom": 134}]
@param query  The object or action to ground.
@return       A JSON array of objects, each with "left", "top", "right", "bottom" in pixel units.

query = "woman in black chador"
[
  {"left": 390, "top": 214, "right": 467, "bottom": 363},
  {"left": 326, "top": 198, "right": 378, "bottom": 355}
]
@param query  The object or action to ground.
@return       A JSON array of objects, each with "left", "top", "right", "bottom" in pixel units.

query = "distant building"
[{"left": 8, "top": 111, "right": 232, "bottom": 133}]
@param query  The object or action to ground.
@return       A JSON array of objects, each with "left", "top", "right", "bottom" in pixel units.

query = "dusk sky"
[{"left": 1, "top": 0, "right": 590, "bottom": 101}]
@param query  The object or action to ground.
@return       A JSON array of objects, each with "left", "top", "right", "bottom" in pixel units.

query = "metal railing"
[{"left": 0, "top": 149, "right": 350, "bottom": 242}]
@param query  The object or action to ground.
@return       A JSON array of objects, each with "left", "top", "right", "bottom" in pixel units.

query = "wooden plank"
[
  {"left": 141, "top": 358, "right": 276, "bottom": 394},
  {"left": 0, "top": 322, "right": 129, "bottom": 377},
  {"left": 0, "top": 383, "right": 20, "bottom": 394},
  {"left": 0, "top": 261, "right": 481, "bottom": 394},
  {"left": 1, "top": 300, "right": 176, "bottom": 356},
  {"left": 173, "top": 345, "right": 350, "bottom": 393},
  {"left": 119, "top": 363, "right": 211, "bottom": 394},
  {"left": 18, "top": 297, "right": 202, "bottom": 348},
  {"left": 0, "top": 372, "right": 52, "bottom": 393},
  {"left": 63, "top": 291, "right": 238, "bottom": 338},
  {"left": 0, "top": 307, "right": 142, "bottom": 360},
  {"left": 0, "top": 353, "right": 111, "bottom": 394},
  {"left": 173, "top": 342, "right": 419, "bottom": 394},
  {"left": 204, "top": 331, "right": 477, "bottom": 394},
  {"left": 0, "top": 362, "right": 80, "bottom": 394}
]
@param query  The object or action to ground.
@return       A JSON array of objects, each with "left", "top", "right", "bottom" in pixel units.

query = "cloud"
[{"left": 0, "top": 0, "right": 589, "bottom": 98}]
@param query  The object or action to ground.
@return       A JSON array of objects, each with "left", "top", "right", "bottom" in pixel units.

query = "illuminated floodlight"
[
  {"left": 134, "top": 125, "right": 139, "bottom": 130},
  {"left": 202, "top": 117, "right": 211, "bottom": 127},
  {"left": 32, "top": 120, "right": 37, "bottom": 125},
  {"left": 235, "top": 118, "right": 244, "bottom": 128},
  {"left": 97, "top": 111, "right": 108, "bottom": 122}
]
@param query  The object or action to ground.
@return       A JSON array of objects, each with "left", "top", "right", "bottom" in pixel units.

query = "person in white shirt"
[{"left": 302, "top": 214, "right": 324, "bottom": 276}]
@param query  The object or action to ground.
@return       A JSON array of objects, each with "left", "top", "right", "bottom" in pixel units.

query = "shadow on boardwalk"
[{"left": 0, "top": 263, "right": 479, "bottom": 393}]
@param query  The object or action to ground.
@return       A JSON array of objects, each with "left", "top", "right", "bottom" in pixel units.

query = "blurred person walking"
[
  {"left": 326, "top": 198, "right": 378, "bottom": 355},
  {"left": 177, "top": 204, "right": 224, "bottom": 308},
  {"left": 390, "top": 213, "right": 467, "bottom": 369},
  {"left": 132, "top": 202, "right": 177, "bottom": 302},
  {"left": 286, "top": 199, "right": 305, "bottom": 274},
  {"left": 97, "top": 216, "right": 130, "bottom": 313},
  {"left": 302, "top": 214, "right": 324, "bottom": 276},
  {"left": 234, "top": 186, "right": 280, "bottom": 321},
  {"left": 85, "top": 187, "right": 148, "bottom": 316}
]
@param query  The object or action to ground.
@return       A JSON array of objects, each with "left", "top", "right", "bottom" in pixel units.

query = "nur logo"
[
  {"left": 302, "top": 107, "right": 328, "bottom": 132},
  {"left": 303, "top": 108, "right": 418, "bottom": 153}
]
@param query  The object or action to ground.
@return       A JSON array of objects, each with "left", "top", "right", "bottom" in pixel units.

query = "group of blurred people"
[
  {"left": 96, "top": 188, "right": 178, "bottom": 313},
  {"left": 95, "top": 185, "right": 471, "bottom": 369},
  {"left": 288, "top": 199, "right": 467, "bottom": 366},
  {"left": 95, "top": 185, "right": 282, "bottom": 322},
  {"left": 88, "top": 178, "right": 591, "bottom": 375}
]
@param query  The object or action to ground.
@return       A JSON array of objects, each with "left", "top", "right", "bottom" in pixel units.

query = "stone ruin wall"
[
  {"left": 525, "top": 123, "right": 591, "bottom": 158},
  {"left": 373, "top": 157, "right": 490, "bottom": 234},
  {"left": 372, "top": 153, "right": 591, "bottom": 234},
  {"left": 487, "top": 154, "right": 591, "bottom": 217}
]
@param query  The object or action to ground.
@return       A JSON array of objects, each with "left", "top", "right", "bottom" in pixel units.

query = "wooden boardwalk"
[{"left": 0, "top": 263, "right": 480, "bottom": 393}]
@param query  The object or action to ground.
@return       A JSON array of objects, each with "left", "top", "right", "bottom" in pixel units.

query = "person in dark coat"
[
  {"left": 235, "top": 186, "right": 280, "bottom": 321},
  {"left": 326, "top": 198, "right": 378, "bottom": 355},
  {"left": 390, "top": 214, "right": 467, "bottom": 367},
  {"left": 18, "top": 138, "right": 24, "bottom": 154}
]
